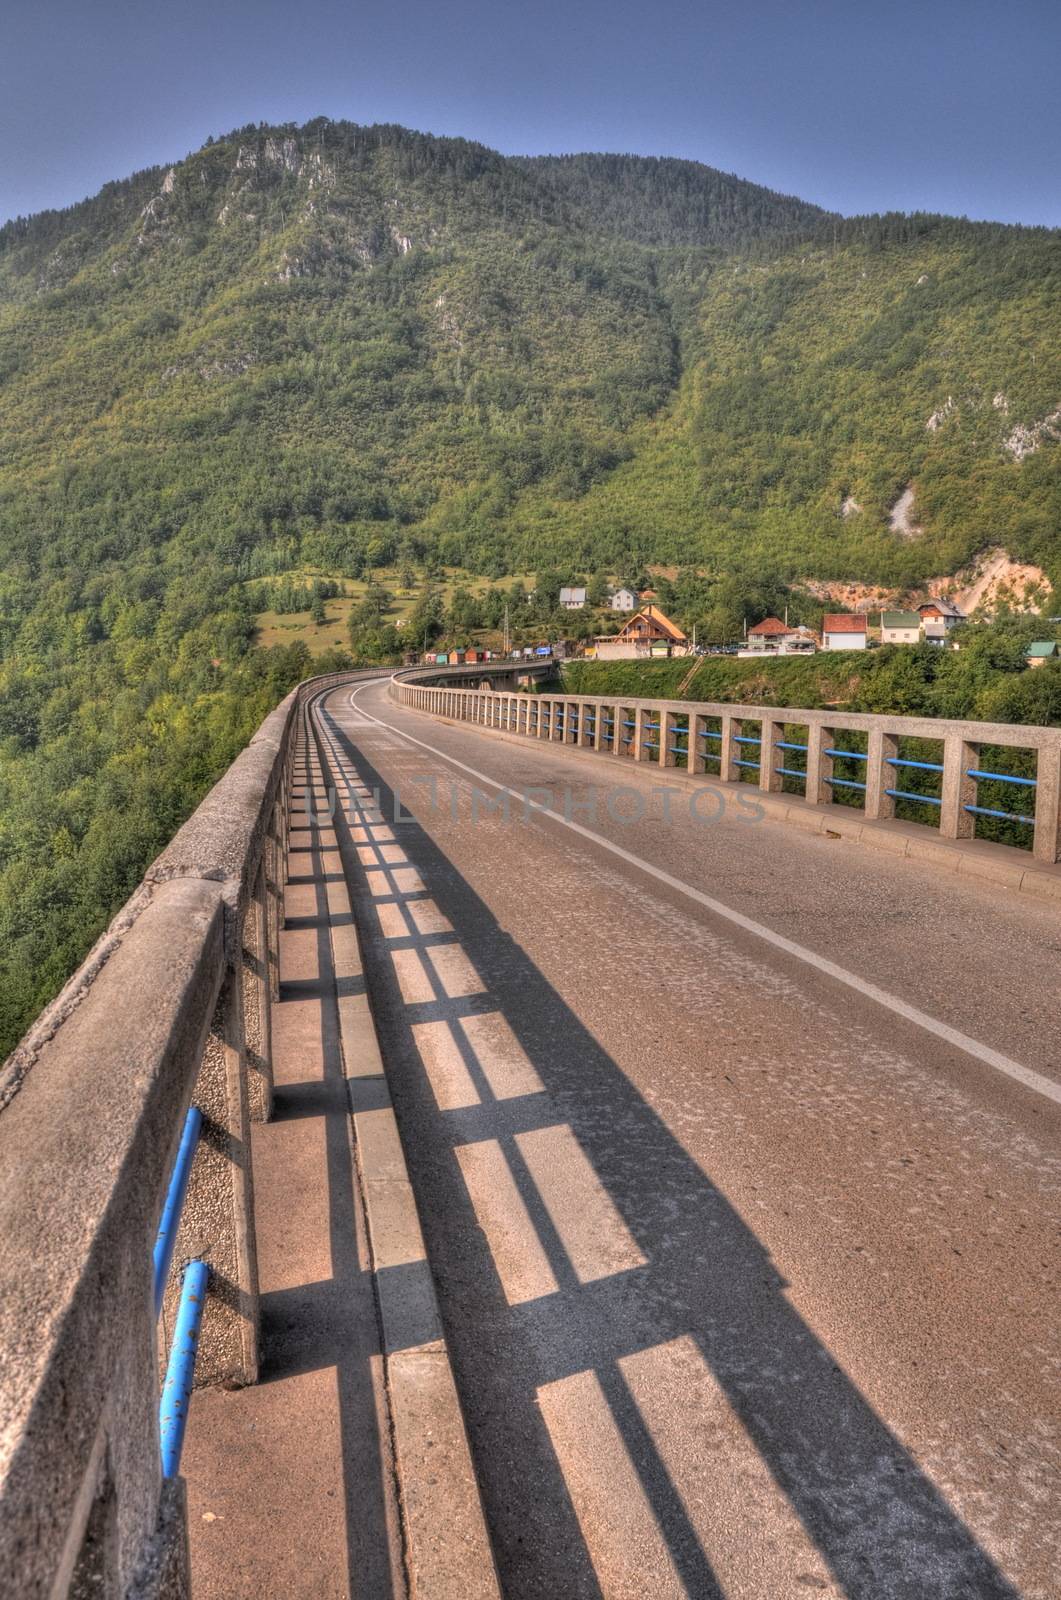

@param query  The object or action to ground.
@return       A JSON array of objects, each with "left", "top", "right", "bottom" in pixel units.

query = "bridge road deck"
[{"left": 306, "top": 676, "right": 1060, "bottom": 1600}]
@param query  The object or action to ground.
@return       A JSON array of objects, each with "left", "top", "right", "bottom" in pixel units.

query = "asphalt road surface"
[{"left": 312, "top": 677, "right": 1060, "bottom": 1600}]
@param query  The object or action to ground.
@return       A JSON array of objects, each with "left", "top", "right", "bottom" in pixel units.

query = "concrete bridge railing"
[
  {"left": 0, "top": 668, "right": 380, "bottom": 1600},
  {"left": 392, "top": 680, "right": 1061, "bottom": 867}
]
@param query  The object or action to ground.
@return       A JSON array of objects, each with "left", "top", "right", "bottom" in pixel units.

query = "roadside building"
[
  {"left": 1026, "top": 641, "right": 1058, "bottom": 668},
  {"left": 595, "top": 605, "right": 689, "bottom": 660},
  {"left": 745, "top": 617, "right": 790, "bottom": 651},
  {"left": 739, "top": 617, "right": 818, "bottom": 657},
  {"left": 559, "top": 586, "right": 587, "bottom": 610},
  {"left": 822, "top": 613, "right": 868, "bottom": 651},
  {"left": 609, "top": 587, "right": 637, "bottom": 611},
  {"left": 784, "top": 625, "right": 819, "bottom": 654},
  {"left": 880, "top": 610, "right": 922, "bottom": 645}
]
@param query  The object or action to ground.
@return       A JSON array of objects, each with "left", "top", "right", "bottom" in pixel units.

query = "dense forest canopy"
[{"left": 1, "top": 117, "right": 1059, "bottom": 1054}]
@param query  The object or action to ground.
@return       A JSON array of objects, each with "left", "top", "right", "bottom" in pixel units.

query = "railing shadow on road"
[
  {"left": 313, "top": 705, "right": 1022, "bottom": 1600},
  {"left": 257, "top": 748, "right": 402, "bottom": 1599}
]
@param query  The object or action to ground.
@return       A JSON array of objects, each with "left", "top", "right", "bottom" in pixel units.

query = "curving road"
[{"left": 312, "top": 676, "right": 1060, "bottom": 1600}]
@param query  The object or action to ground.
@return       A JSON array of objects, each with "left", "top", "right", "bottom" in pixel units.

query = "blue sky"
[{"left": 2, "top": 0, "right": 1059, "bottom": 226}]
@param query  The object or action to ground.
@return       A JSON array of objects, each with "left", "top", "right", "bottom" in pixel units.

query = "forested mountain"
[{"left": 1, "top": 118, "right": 1059, "bottom": 1053}]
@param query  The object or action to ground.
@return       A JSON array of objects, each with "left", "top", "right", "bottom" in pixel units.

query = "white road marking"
[{"left": 325, "top": 685, "right": 1061, "bottom": 1109}]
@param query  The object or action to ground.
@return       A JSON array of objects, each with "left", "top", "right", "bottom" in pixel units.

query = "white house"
[
  {"left": 822, "top": 613, "right": 868, "bottom": 651},
  {"left": 918, "top": 598, "right": 964, "bottom": 642},
  {"left": 559, "top": 586, "right": 587, "bottom": 610},
  {"left": 880, "top": 610, "right": 921, "bottom": 645},
  {"left": 609, "top": 587, "right": 636, "bottom": 611}
]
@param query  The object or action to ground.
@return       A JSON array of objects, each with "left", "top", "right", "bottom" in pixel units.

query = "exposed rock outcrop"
[
  {"left": 1004, "top": 405, "right": 1061, "bottom": 460},
  {"left": 888, "top": 485, "right": 922, "bottom": 539}
]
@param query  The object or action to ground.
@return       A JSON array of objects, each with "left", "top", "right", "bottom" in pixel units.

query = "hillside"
[{"left": 1, "top": 117, "right": 1059, "bottom": 1055}]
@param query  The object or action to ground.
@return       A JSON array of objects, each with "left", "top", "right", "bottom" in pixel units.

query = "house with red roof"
[{"left": 821, "top": 613, "right": 868, "bottom": 651}]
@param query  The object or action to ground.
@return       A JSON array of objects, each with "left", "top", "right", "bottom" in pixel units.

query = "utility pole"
[{"left": 503, "top": 603, "right": 510, "bottom": 655}]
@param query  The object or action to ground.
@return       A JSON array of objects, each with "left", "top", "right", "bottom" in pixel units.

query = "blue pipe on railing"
[
  {"left": 776, "top": 739, "right": 808, "bottom": 752},
  {"left": 885, "top": 788, "right": 942, "bottom": 805},
  {"left": 733, "top": 735, "right": 761, "bottom": 745},
  {"left": 153, "top": 1107, "right": 202, "bottom": 1317},
  {"left": 966, "top": 768, "right": 1037, "bottom": 787},
  {"left": 776, "top": 766, "right": 809, "bottom": 780},
  {"left": 159, "top": 1259, "right": 209, "bottom": 1478},
  {"left": 733, "top": 758, "right": 760, "bottom": 771},
  {"left": 825, "top": 747, "right": 868, "bottom": 761},
  {"left": 964, "top": 803, "right": 1035, "bottom": 825},
  {"left": 825, "top": 776, "right": 867, "bottom": 790},
  {"left": 700, "top": 729, "right": 723, "bottom": 739},
  {"left": 887, "top": 757, "right": 944, "bottom": 772}
]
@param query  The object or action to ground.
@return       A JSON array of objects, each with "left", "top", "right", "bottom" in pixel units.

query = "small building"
[
  {"left": 559, "top": 586, "right": 587, "bottom": 610},
  {"left": 595, "top": 605, "right": 689, "bottom": 660},
  {"left": 918, "top": 598, "right": 964, "bottom": 642},
  {"left": 784, "top": 625, "right": 819, "bottom": 655},
  {"left": 822, "top": 613, "right": 868, "bottom": 651},
  {"left": 609, "top": 587, "right": 637, "bottom": 611},
  {"left": 880, "top": 610, "right": 922, "bottom": 645},
  {"left": 738, "top": 617, "right": 819, "bottom": 657},
  {"left": 744, "top": 617, "right": 790, "bottom": 653},
  {"left": 448, "top": 649, "right": 465, "bottom": 665},
  {"left": 1026, "top": 641, "right": 1058, "bottom": 668}
]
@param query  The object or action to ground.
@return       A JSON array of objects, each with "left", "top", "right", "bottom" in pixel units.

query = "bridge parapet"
[
  {"left": 0, "top": 669, "right": 374, "bottom": 1600},
  {"left": 391, "top": 679, "right": 1061, "bottom": 868}
]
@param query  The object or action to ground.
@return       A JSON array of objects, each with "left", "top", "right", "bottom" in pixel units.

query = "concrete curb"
[
  {"left": 305, "top": 698, "right": 502, "bottom": 1600},
  {"left": 410, "top": 706, "right": 1061, "bottom": 904}
]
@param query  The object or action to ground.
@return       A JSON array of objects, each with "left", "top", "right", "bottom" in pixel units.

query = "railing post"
[
  {"left": 804, "top": 722, "right": 832, "bottom": 805},
  {"left": 687, "top": 711, "right": 704, "bottom": 775},
  {"left": 593, "top": 700, "right": 605, "bottom": 751},
  {"left": 1033, "top": 742, "right": 1061, "bottom": 864},
  {"left": 265, "top": 805, "right": 282, "bottom": 1005},
  {"left": 633, "top": 706, "right": 650, "bottom": 762},
  {"left": 162, "top": 954, "right": 260, "bottom": 1388},
  {"left": 609, "top": 705, "right": 622, "bottom": 756},
  {"left": 660, "top": 709, "right": 677, "bottom": 769},
  {"left": 759, "top": 718, "right": 782, "bottom": 793},
  {"left": 940, "top": 734, "right": 978, "bottom": 840},
  {"left": 244, "top": 856, "right": 273, "bottom": 1123},
  {"left": 864, "top": 727, "right": 898, "bottom": 822},
  {"left": 719, "top": 715, "right": 741, "bottom": 784}
]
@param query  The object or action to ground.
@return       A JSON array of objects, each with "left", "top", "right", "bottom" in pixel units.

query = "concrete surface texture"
[
  {"left": 307, "top": 677, "right": 1061, "bottom": 1600},
  {"left": 0, "top": 880, "right": 225, "bottom": 1600}
]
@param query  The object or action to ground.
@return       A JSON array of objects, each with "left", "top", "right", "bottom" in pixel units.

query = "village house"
[
  {"left": 559, "top": 586, "right": 587, "bottom": 610},
  {"left": 1026, "top": 641, "right": 1058, "bottom": 668},
  {"left": 744, "top": 616, "right": 790, "bottom": 651},
  {"left": 822, "top": 613, "right": 868, "bottom": 651},
  {"left": 609, "top": 587, "right": 636, "bottom": 611},
  {"left": 594, "top": 605, "right": 689, "bottom": 660},
  {"left": 918, "top": 598, "right": 964, "bottom": 642},
  {"left": 880, "top": 610, "right": 922, "bottom": 645},
  {"left": 739, "top": 617, "right": 819, "bottom": 657}
]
